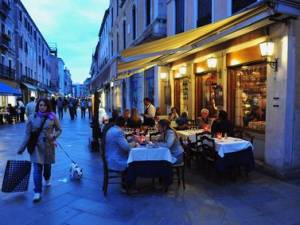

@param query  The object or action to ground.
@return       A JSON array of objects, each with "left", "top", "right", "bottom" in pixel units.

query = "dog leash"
[{"left": 56, "top": 142, "right": 76, "bottom": 164}]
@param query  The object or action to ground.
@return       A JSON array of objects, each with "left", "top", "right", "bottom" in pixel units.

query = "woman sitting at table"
[
  {"left": 127, "top": 108, "right": 142, "bottom": 128},
  {"left": 211, "top": 110, "right": 234, "bottom": 137},
  {"left": 197, "top": 108, "right": 211, "bottom": 130},
  {"left": 175, "top": 112, "right": 189, "bottom": 130},
  {"left": 168, "top": 107, "right": 179, "bottom": 121},
  {"left": 105, "top": 116, "right": 131, "bottom": 171},
  {"left": 157, "top": 119, "right": 184, "bottom": 164}
]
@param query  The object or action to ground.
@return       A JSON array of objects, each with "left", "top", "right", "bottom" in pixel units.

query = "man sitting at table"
[
  {"left": 157, "top": 119, "right": 184, "bottom": 164},
  {"left": 105, "top": 116, "right": 131, "bottom": 171},
  {"left": 197, "top": 108, "right": 211, "bottom": 130},
  {"left": 211, "top": 110, "right": 234, "bottom": 137}
]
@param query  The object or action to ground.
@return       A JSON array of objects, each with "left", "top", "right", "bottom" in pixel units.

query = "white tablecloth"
[
  {"left": 214, "top": 137, "right": 253, "bottom": 158},
  {"left": 176, "top": 129, "right": 204, "bottom": 142},
  {"left": 127, "top": 146, "right": 175, "bottom": 164}
]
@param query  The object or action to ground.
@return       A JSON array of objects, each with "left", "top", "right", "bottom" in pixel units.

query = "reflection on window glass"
[{"left": 233, "top": 64, "right": 267, "bottom": 131}]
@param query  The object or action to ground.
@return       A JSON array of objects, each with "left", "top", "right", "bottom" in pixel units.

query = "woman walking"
[{"left": 18, "top": 98, "right": 62, "bottom": 202}]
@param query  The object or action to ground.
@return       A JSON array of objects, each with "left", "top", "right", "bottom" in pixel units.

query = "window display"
[{"left": 231, "top": 64, "right": 267, "bottom": 131}]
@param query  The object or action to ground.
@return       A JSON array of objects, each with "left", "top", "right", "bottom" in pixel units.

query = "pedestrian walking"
[
  {"left": 80, "top": 99, "right": 87, "bottom": 118},
  {"left": 68, "top": 98, "right": 75, "bottom": 120},
  {"left": 88, "top": 99, "right": 92, "bottom": 119},
  {"left": 17, "top": 98, "right": 62, "bottom": 202},
  {"left": 51, "top": 97, "right": 57, "bottom": 114},
  {"left": 25, "top": 97, "right": 36, "bottom": 119},
  {"left": 17, "top": 98, "right": 26, "bottom": 122},
  {"left": 57, "top": 97, "right": 64, "bottom": 120}
]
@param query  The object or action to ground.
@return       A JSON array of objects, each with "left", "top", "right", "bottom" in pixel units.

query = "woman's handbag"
[{"left": 27, "top": 117, "right": 47, "bottom": 154}]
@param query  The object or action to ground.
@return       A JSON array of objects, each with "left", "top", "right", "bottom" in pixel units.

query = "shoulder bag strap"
[{"left": 36, "top": 116, "right": 47, "bottom": 135}]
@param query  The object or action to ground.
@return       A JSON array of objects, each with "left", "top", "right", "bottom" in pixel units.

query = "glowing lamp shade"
[
  {"left": 259, "top": 41, "right": 274, "bottom": 57},
  {"left": 160, "top": 72, "right": 168, "bottom": 80},
  {"left": 179, "top": 66, "right": 187, "bottom": 75},
  {"left": 207, "top": 57, "right": 217, "bottom": 69}
]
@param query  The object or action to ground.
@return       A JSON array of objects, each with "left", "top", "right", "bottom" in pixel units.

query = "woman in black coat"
[{"left": 211, "top": 110, "right": 234, "bottom": 137}]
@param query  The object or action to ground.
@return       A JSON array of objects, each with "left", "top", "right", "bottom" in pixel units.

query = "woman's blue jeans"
[{"left": 33, "top": 163, "right": 51, "bottom": 193}]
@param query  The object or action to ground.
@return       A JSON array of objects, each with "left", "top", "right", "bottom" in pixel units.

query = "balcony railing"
[
  {"left": 0, "top": 0, "right": 11, "bottom": 19},
  {"left": 0, "top": 34, "right": 10, "bottom": 52},
  {"left": 0, "top": 63, "right": 15, "bottom": 80},
  {"left": 21, "top": 75, "right": 38, "bottom": 85}
]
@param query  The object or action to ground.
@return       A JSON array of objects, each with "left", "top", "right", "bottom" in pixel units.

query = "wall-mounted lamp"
[
  {"left": 207, "top": 57, "right": 217, "bottom": 69},
  {"left": 179, "top": 66, "right": 187, "bottom": 75},
  {"left": 259, "top": 41, "right": 278, "bottom": 72},
  {"left": 175, "top": 73, "right": 182, "bottom": 79},
  {"left": 160, "top": 72, "right": 168, "bottom": 80},
  {"left": 110, "top": 81, "right": 114, "bottom": 88}
]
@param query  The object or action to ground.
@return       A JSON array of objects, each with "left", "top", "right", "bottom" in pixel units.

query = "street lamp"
[
  {"left": 259, "top": 41, "right": 278, "bottom": 72},
  {"left": 179, "top": 66, "right": 187, "bottom": 75},
  {"left": 160, "top": 72, "right": 168, "bottom": 80}
]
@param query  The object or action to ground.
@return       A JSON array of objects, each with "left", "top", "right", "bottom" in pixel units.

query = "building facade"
[
  {"left": 1, "top": 0, "right": 71, "bottom": 109},
  {"left": 90, "top": 0, "right": 167, "bottom": 114},
  {"left": 90, "top": 0, "right": 300, "bottom": 176}
]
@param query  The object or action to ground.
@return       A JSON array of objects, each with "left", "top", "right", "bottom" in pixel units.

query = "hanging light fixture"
[
  {"left": 179, "top": 66, "right": 187, "bottom": 75},
  {"left": 160, "top": 72, "right": 168, "bottom": 80},
  {"left": 259, "top": 41, "right": 278, "bottom": 71},
  {"left": 207, "top": 57, "right": 217, "bottom": 69}
]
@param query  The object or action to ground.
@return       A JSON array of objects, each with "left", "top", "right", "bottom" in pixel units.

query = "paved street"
[{"left": 0, "top": 111, "right": 300, "bottom": 225}]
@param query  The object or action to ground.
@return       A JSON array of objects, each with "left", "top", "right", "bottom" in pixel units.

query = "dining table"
[{"left": 126, "top": 145, "right": 174, "bottom": 188}]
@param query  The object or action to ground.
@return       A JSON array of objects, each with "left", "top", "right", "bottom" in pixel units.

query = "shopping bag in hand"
[{"left": 1, "top": 160, "right": 31, "bottom": 193}]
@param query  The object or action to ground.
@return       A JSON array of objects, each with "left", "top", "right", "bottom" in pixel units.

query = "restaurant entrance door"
[{"left": 195, "top": 72, "right": 219, "bottom": 117}]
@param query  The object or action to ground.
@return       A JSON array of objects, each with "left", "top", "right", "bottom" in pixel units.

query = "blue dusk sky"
[{"left": 23, "top": 0, "right": 109, "bottom": 84}]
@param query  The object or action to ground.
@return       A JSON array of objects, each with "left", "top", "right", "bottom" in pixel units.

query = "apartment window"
[
  {"left": 19, "top": 10, "right": 22, "bottom": 22},
  {"left": 232, "top": 0, "right": 256, "bottom": 14},
  {"left": 111, "top": 7, "right": 114, "bottom": 25},
  {"left": 132, "top": 5, "right": 136, "bottom": 40},
  {"left": 117, "top": 33, "right": 119, "bottom": 52},
  {"left": 34, "top": 31, "right": 37, "bottom": 40},
  {"left": 8, "top": 59, "right": 12, "bottom": 68},
  {"left": 197, "top": 0, "right": 212, "bottom": 27},
  {"left": 123, "top": 20, "right": 126, "bottom": 49},
  {"left": 38, "top": 56, "right": 41, "bottom": 65},
  {"left": 146, "top": 0, "right": 151, "bottom": 26},
  {"left": 117, "top": 0, "right": 119, "bottom": 16},
  {"left": 25, "top": 42, "right": 28, "bottom": 54},
  {"left": 19, "top": 36, "right": 23, "bottom": 49},
  {"left": 175, "top": 0, "right": 185, "bottom": 34}
]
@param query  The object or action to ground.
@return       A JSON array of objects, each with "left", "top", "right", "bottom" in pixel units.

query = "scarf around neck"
[{"left": 37, "top": 111, "right": 56, "bottom": 120}]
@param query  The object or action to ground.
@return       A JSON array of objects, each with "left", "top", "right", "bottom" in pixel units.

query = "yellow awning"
[{"left": 118, "top": 4, "right": 271, "bottom": 75}]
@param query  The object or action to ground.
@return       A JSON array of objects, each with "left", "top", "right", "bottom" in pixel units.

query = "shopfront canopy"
[
  {"left": 21, "top": 82, "right": 37, "bottom": 91},
  {"left": 0, "top": 81, "right": 22, "bottom": 96},
  {"left": 117, "top": 1, "right": 299, "bottom": 76}
]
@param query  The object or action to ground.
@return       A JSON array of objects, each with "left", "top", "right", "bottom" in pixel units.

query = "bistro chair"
[
  {"left": 99, "top": 141, "right": 124, "bottom": 196},
  {"left": 149, "top": 131, "right": 161, "bottom": 142},
  {"left": 200, "top": 136, "right": 220, "bottom": 180},
  {"left": 172, "top": 157, "right": 185, "bottom": 190}
]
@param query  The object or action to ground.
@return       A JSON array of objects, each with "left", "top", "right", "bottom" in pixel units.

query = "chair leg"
[
  {"left": 176, "top": 168, "right": 180, "bottom": 186},
  {"left": 181, "top": 167, "right": 185, "bottom": 190},
  {"left": 103, "top": 173, "right": 108, "bottom": 196}
]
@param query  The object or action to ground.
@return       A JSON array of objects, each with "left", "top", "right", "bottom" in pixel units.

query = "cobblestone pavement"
[{"left": 0, "top": 111, "right": 300, "bottom": 225}]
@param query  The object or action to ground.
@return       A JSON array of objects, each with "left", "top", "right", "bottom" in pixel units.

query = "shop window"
[
  {"left": 175, "top": 0, "right": 185, "bottom": 34},
  {"left": 228, "top": 63, "right": 266, "bottom": 131},
  {"left": 197, "top": 0, "right": 212, "bottom": 27},
  {"left": 232, "top": 0, "right": 256, "bottom": 14}
]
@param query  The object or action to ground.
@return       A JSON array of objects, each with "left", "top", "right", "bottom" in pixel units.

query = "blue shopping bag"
[{"left": 1, "top": 160, "right": 31, "bottom": 193}]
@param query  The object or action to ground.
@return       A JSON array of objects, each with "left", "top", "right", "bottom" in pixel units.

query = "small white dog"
[{"left": 69, "top": 163, "right": 83, "bottom": 180}]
